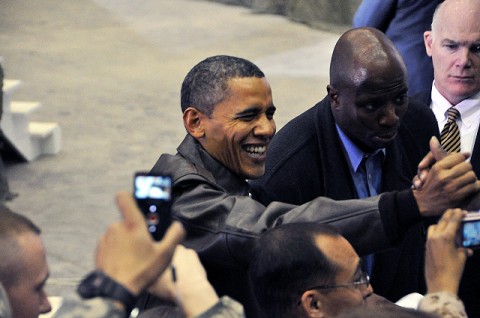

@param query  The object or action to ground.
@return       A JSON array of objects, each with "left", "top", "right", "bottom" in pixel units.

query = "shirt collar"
[
  {"left": 431, "top": 83, "right": 480, "bottom": 127},
  {"left": 335, "top": 125, "right": 385, "bottom": 172}
]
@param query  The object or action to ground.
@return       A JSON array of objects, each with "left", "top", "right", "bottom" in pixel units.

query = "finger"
[
  {"left": 445, "top": 173, "right": 480, "bottom": 196},
  {"left": 432, "top": 153, "right": 469, "bottom": 171},
  {"left": 430, "top": 136, "right": 448, "bottom": 161},
  {"left": 154, "top": 222, "right": 186, "bottom": 260},
  {"left": 115, "top": 191, "right": 145, "bottom": 228},
  {"left": 444, "top": 162, "right": 476, "bottom": 180},
  {"left": 159, "top": 222, "right": 186, "bottom": 249},
  {"left": 95, "top": 234, "right": 107, "bottom": 268},
  {"left": 412, "top": 175, "right": 422, "bottom": 190},
  {"left": 418, "top": 151, "right": 435, "bottom": 171},
  {"left": 442, "top": 209, "right": 464, "bottom": 234},
  {"left": 465, "top": 248, "right": 474, "bottom": 257},
  {"left": 426, "top": 223, "right": 437, "bottom": 239},
  {"left": 460, "top": 151, "right": 471, "bottom": 161}
]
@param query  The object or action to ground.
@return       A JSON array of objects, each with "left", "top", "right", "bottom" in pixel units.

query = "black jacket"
[{"left": 251, "top": 96, "right": 440, "bottom": 302}]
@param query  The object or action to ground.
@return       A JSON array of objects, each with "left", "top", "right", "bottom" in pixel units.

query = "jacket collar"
[{"left": 177, "top": 135, "right": 250, "bottom": 196}]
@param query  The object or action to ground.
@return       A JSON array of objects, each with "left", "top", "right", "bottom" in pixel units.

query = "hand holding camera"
[{"left": 425, "top": 209, "right": 473, "bottom": 294}]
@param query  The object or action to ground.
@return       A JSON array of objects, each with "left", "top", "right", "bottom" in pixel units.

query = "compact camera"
[
  {"left": 459, "top": 212, "right": 480, "bottom": 249},
  {"left": 134, "top": 172, "right": 173, "bottom": 241}
]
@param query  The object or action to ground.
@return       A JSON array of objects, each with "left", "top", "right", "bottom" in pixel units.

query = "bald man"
[
  {"left": 413, "top": 0, "right": 480, "bottom": 315},
  {"left": 250, "top": 27, "right": 440, "bottom": 302}
]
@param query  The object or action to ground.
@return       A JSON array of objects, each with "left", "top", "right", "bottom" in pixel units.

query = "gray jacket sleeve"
[{"left": 172, "top": 171, "right": 419, "bottom": 264}]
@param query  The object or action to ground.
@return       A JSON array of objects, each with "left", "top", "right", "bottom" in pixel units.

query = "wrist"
[
  {"left": 427, "top": 280, "right": 459, "bottom": 295},
  {"left": 177, "top": 281, "right": 219, "bottom": 318},
  {"left": 77, "top": 270, "right": 139, "bottom": 314}
]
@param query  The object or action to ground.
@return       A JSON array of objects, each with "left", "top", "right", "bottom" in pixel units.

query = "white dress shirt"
[{"left": 430, "top": 83, "right": 480, "bottom": 155}]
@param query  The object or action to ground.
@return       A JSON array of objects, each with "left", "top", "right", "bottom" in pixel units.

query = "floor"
[{"left": 0, "top": 0, "right": 342, "bottom": 297}]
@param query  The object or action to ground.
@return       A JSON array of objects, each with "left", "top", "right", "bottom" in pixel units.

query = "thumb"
[
  {"left": 115, "top": 191, "right": 145, "bottom": 228},
  {"left": 153, "top": 222, "right": 186, "bottom": 262},
  {"left": 430, "top": 136, "right": 448, "bottom": 161},
  {"left": 156, "top": 222, "right": 186, "bottom": 252}
]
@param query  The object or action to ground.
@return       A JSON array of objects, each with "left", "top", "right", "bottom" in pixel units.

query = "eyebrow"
[
  {"left": 351, "top": 262, "right": 362, "bottom": 280},
  {"left": 234, "top": 105, "right": 276, "bottom": 118},
  {"left": 441, "top": 39, "right": 480, "bottom": 46},
  {"left": 36, "top": 272, "right": 50, "bottom": 290}
]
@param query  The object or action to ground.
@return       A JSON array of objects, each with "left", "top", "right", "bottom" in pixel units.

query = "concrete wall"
[{"left": 206, "top": 0, "right": 362, "bottom": 32}]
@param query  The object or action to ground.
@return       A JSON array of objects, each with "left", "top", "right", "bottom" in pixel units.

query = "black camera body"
[{"left": 134, "top": 172, "right": 173, "bottom": 241}]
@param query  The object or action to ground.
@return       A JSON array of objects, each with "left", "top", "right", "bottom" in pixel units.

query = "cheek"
[
  {"left": 9, "top": 287, "right": 38, "bottom": 317},
  {"left": 356, "top": 115, "right": 378, "bottom": 132}
]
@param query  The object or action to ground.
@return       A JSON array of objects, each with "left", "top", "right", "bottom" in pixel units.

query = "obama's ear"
[{"left": 183, "top": 107, "right": 205, "bottom": 138}]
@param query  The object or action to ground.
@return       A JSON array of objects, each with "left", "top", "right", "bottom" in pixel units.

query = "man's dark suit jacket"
[
  {"left": 250, "top": 96, "right": 440, "bottom": 302},
  {"left": 353, "top": 0, "right": 442, "bottom": 95},
  {"left": 413, "top": 90, "right": 480, "bottom": 318}
]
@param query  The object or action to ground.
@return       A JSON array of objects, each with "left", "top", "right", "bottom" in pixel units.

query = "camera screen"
[
  {"left": 134, "top": 175, "right": 171, "bottom": 200},
  {"left": 134, "top": 174, "right": 173, "bottom": 241},
  {"left": 462, "top": 220, "right": 480, "bottom": 248}
]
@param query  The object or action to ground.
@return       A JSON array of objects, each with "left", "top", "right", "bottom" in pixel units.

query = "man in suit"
[
  {"left": 353, "top": 0, "right": 442, "bottom": 95},
  {"left": 414, "top": 0, "right": 480, "bottom": 315},
  {"left": 416, "top": 0, "right": 480, "bottom": 175},
  {"left": 250, "top": 27, "right": 440, "bottom": 302}
]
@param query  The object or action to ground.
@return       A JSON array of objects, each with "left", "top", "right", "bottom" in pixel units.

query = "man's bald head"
[
  {"left": 425, "top": 0, "right": 480, "bottom": 105},
  {"left": 431, "top": 0, "right": 480, "bottom": 37},
  {"left": 327, "top": 27, "right": 409, "bottom": 152},
  {"left": 330, "top": 27, "right": 407, "bottom": 90}
]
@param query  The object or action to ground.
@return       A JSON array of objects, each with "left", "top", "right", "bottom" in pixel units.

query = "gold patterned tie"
[{"left": 440, "top": 107, "right": 461, "bottom": 153}]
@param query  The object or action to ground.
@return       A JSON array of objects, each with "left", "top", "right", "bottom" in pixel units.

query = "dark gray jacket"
[{"left": 148, "top": 134, "right": 422, "bottom": 317}]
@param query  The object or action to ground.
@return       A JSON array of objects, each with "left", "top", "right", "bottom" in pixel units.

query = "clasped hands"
[{"left": 412, "top": 136, "right": 480, "bottom": 216}]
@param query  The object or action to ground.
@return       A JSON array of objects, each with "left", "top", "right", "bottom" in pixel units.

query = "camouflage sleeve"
[
  {"left": 417, "top": 291, "right": 467, "bottom": 318},
  {"left": 54, "top": 294, "right": 126, "bottom": 318},
  {"left": 194, "top": 296, "right": 245, "bottom": 318},
  {"left": 0, "top": 283, "right": 12, "bottom": 318}
]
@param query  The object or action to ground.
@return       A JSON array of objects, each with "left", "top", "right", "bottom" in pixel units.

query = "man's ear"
[
  {"left": 299, "top": 290, "right": 325, "bottom": 318},
  {"left": 424, "top": 31, "right": 433, "bottom": 57},
  {"left": 183, "top": 107, "right": 205, "bottom": 138},
  {"left": 327, "top": 84, "right": 340, "bottom": 109}
]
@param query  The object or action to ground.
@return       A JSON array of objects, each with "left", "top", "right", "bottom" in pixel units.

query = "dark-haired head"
[{"left": 181, "top": 55, "right": 265, "bottom": 116}]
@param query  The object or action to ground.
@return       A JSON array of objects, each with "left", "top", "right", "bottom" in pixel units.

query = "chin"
[{"left": 243, "top": 168, "right": 265, "bottom": 180}]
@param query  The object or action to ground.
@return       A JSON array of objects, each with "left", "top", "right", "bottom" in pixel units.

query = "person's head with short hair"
[
  {"left": 337, "top": 304, "right": 438, "bottom": 318},
  {"left": 424, "top": 0, "right": 480, "bottom": 105},
  {"left": 0, "top": 206, "right": 51, "bottom": 318},
  {"left": 249, "top": 223, "right": 373, "bottom": 318},
  {"left": 181, "top": 55, "right": 276, "bottom": 179},
  {"left": 327, "top": 27, "right": 409, "bottom": 153}
]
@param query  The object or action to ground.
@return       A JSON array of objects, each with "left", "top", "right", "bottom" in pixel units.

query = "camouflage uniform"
[
  {"left": 54, "top": 295, "right": 125, "bottom": 318},
  {"left": 194, "top": 296, "right": 244, "bottom": 318},
  {"left": 418, "top": 292, "right": 467, "bottom": 318},
  {"left": 56, "top": 295, "right": 244, "bottom": 318},
  {"left": 0, "top": 281, "right": 244, "bottom": 318},
  {"left": 0, "top": 283, "right": 11, "bottom": 318}
]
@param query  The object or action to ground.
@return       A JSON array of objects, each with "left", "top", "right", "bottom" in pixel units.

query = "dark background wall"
[{"left": 205, "top": 0, "right": 362, "bottom": 32}]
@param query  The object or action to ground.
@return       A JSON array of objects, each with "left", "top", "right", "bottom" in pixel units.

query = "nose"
[
  {"left": 254, "top": 115, "right": 276, "bottom": 138},
  {"left": 39, "top": 290, "right": 52, "bottom": 314},
  {"left": 378, "top": 103, "right": 399, "bottom": 127},
  {"left": 456, "top": 47, "right": 471, "bottom": 68},
  {"left": 361, "top": 283, "right": 374, "bottom": 299}
]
